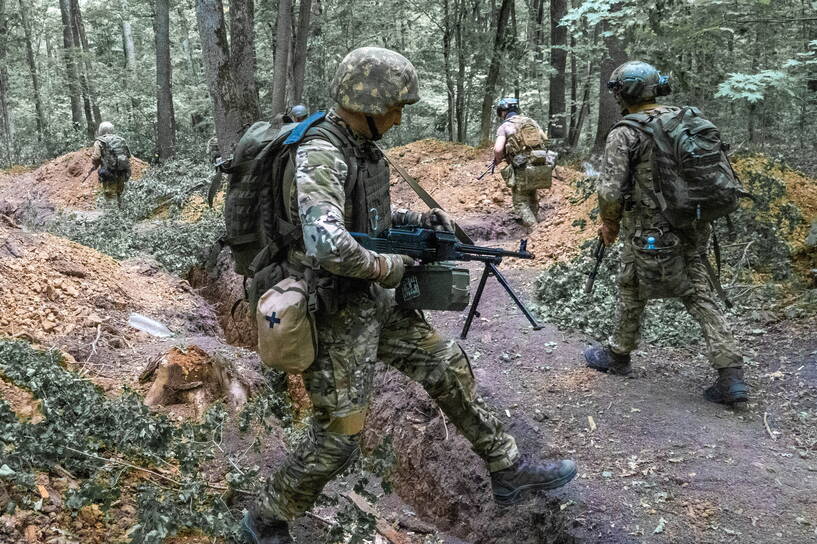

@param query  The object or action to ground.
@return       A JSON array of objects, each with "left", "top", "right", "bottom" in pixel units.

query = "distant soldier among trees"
[
  {"left": 493, "top": 98, "right": 556, "bottom": 227},
  {"left": 584, "top": 61, "right": 749, "bottom": 409},
  {"left": 91, "top": 121, "right": 131, "bottom": 208}
]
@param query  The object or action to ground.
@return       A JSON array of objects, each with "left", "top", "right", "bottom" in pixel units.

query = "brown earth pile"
[
  {"left": 0, "top": 220, "right": 203, "bottom": 347},
  {"left": 0, "top": 147, "right": 147, "bottom": 211},
  {"left": 387, "top": 139, "right": 595, "bottom": 267}
]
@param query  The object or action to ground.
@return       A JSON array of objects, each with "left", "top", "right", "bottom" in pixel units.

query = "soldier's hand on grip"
[
  {"left": 375, "top": 254, "right": 415, "bottom": 288},
  {"left": 422, "top": 208, "right": 456, "bottom": 233}
]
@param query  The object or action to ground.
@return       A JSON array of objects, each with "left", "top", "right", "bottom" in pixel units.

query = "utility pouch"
[
  {"left": 631, "top": 231, "right": 693, "bottom": 299},
  {"left": 256, "top": 277, "right": 316, "bottom": 374},
  {"left": 500, "top": 164, "right": 515, "bottom": 188},
  {"left": 396, "top": 264, "right": 470, "bottom": 311}
]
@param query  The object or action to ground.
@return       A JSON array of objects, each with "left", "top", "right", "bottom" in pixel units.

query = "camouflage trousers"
[
  {"left": 257, "top": 285, "right": 519, "bottom": 521},
  {"left": 608, "top": 241, "right": 743, "bottom": 369},
  {"left": 511, "top": 188, "right": 539, "bottom": 227}
]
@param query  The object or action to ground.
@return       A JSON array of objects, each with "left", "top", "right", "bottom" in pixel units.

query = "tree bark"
[
  {"left": 443, "top": 0, "right": 455, "bottom": 141},
  {"left": 290, "top": 0, "right": 313, "bottom": 105},
  {"left": 155, "top": 0, "right": 177, "bottom": 161},
  {"left": 0, "top": 0, "right": 11, "bottom": 163},
  {"left": 592, "top": 16, "right": 627, "bottom": 153},
  {"left": 18, "top": 0, "right": 47, "bottom": 142},
  {"left": 70, "top": 0, "right": 101, "bottom": 128},
  {"left": 455, "top": 0, "right": 466, "bottom": 142},
  {"left": 195, "top": 0, "right": 243, "bottom": 155},
  {"left": 478, "top": 0, "right": 514, "bottom": 145},
  {"left": 68, "top": 0, "right": 96, "bottom": 138},
  {"left": 548, "top": 0, "right": 567, "bottom": 138},
  {"left": 122, "top": 21, "right": 137, "bottom": 78},
  {"left": 229, "top": 0, "right": 260, "bottom": 125},
  {"left": 58, "top": 0, "right": 83, "bottom": 131},
  {"left": 271, "top": 0, "right": 293, "bottom": 116},
  {"left": 177, "top": 3, "right": 200, "bottom": 80}
]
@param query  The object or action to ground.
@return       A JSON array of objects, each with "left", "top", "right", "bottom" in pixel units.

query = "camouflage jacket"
[{"left": 287, "top": 109, "right": 421, "bottom": 280}]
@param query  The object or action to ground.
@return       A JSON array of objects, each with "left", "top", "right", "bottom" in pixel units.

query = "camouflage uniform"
[
  {"left": 257, "top": 110, "right": 519, "bottom": 522},
  {"left": 91, "top": 135, "right": 130, "bottom": 202},
  {"left": 496, "top": 113, "right": 549, "bottom": 226},
  {"left": 598, "top": 104, "right": 743, "bottom": 370}
]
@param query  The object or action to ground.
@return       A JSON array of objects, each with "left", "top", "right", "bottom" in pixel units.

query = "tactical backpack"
[
  {"left": 221, "top": 112, "right": 365, "bottom": 286},
  {"left": 615, "top": 106, "right": 746, "bottom": 229},
  {"left": 503, "top": 115, "right": 547, "bottom": 158},
  {"left": 96, "top": 134, "right": 131, "bottom": 173}
]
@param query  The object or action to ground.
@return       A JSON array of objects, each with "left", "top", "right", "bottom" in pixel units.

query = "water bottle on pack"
[{"left": 644, "top": 236, "right": 657, "bottom": 250}]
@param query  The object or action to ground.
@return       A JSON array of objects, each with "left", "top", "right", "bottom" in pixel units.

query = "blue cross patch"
[{"left": 265, "top": 312, "right": 281, "bottom": 328}]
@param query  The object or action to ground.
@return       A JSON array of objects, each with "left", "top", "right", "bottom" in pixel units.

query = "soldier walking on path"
[
  {"left": 583, "top": 61, "right": 749, "bottom": 409},
  {"left": 493, "top": 98, "right": 556, "bottom": 228},
  {"left": 90, "top": 121, "right": 131, "bottom": 208},
  {"left": 241, "top": 47, "right": 577, "bottom": 544}
]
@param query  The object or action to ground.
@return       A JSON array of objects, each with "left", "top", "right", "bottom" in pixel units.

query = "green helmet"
[
  {"left": 607, "top": 61, "right": 671, "bottom": 103},
  {"left": 329, "top": 47, "right": 420, "bottom": 115},
  {"left": 97, "top": 121, "right": 115, "bottom": 136}
]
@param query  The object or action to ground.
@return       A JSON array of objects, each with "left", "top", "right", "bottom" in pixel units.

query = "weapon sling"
[{"left": 379, "top": 148, "right": 543, "bottom": 338}]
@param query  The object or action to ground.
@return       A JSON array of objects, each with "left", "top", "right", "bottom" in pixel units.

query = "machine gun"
[
  {"left": 476, "top": 160, "right": 496, "bottom": 180},
  {"left": 352, "top": 227, "right": 542, "bottom": 338}
]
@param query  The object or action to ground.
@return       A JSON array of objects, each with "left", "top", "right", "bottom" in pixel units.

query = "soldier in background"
[
  {"left": 289, "top": 104, "right": 308, "bottom": 122},
  {"left": 240, "top": 47, "right": 578, "bottom": 544},
  {"left": 583, "top": 61, "right": 748, "bottom": 408},
  {"left": 493, "top": 98, "right": 556, "bottom": 228},
  {"left": 90, "top": 122, "right": 131, "bottom": 208}
]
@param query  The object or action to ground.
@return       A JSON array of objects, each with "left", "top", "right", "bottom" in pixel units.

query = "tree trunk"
[
  {"left": 569, "top": 62, "right": 592, "bottom": 149},
  {"left": 271, "top": 0, "right": 293, "bottom": 117},
  {"left": 290, "top": 0, "right": 313, "bottom": 105},
  {"left": 229, "top": 0, "right": 260, "bottom": 125},
  {"left": 592, "top": 16, "right": 627, "bottom": 153},
  {"left": 478, "top": 0, "right": 514, "bottom": 145},
  {"left": 122, "top": 21, "right": 137, "bottom": 78},
  {"left": 443, "top": 0, "right": 455, "bottom": 141},
  {"left": 548, "top": 0, "right": 567, "bottom": 139},
  {"left": 455, "top": 0, "right": 466, "bottom": 142},
  {"left": 0, "top": 0, "right": 11, "bottom": 163},
  {"left": 68, "top": 0, "right": 96, "bottom": 138},
  {"left": 568, "top": 35, "right": 577, "bottom": 140},
  {"left": 58, "top": 0, "right": 83, "bottom": 131},
  {"left": 195, "top": 0, "right": 243, "bottom": 155},
  {"left": 18, "top": 0, "right": 47, "bottom": 142},
  {"left": 155, "top": 0, "right": 177, "bottom": 161},
  {"left": 70, "top": 0, "right": 101, "bottom": 128}
]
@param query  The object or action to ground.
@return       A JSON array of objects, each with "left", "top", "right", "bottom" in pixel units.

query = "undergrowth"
[
  {"left": 46, "top": 158, "right": 225, "bottom": 276},
  {"left": 0, "top": 341, "right": 395, "bottom": 543}
]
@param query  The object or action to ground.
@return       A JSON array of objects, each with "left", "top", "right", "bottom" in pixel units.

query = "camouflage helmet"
[
  {"left": 97, "top": 121, "right": 115, "bottom": 136},
  {"left": 329, "top": 47, "right": 420, "bottom": 115},
  {"left": 607, "top": 61, "right": 671, "bottom": 103}
]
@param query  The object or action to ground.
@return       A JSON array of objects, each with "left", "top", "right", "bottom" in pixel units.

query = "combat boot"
[
  {"left": 240, "top": 510, "right": 293, "bottom": 544},
  {"left": 704, "top": 367, "right": 748, "bottom": 408},
  {"left": 491, "top": 455, "right": 577, "bottom": 506},
  {"left": 584, "top": 345, "right": 633, "bottom": 377}
]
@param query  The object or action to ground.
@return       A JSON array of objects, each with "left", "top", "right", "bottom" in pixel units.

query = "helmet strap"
[{"left": 365, "top": 115, "right": 382, "bottom": 141}]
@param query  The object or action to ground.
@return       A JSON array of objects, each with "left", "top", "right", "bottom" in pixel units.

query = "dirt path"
[{"left": 410, "top": 264, "right": 817, "bottom": 543}]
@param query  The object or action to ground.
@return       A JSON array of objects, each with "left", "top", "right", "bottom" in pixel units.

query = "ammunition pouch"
[
  {"left": 503, "top": 149, "right": 556, "bottom": 192},
  {"left": 631, "top": 231, "right": 694, "bottom": 299},
  {"left": 396, "top": 264, "right": 470, "bottom": 311}
]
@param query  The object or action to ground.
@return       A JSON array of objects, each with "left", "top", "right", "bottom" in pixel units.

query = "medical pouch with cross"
[{"left": 256, "top": 277, "right": 317, "bottom": 373}]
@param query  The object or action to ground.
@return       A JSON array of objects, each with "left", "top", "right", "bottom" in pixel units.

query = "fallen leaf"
[{"left": 653, "top": 517, "right": 667, "bottom": 534}]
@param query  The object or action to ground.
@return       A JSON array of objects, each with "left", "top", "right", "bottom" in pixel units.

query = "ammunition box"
[{"left": 396, "top": 264, "right": 470, "bottom": 311}]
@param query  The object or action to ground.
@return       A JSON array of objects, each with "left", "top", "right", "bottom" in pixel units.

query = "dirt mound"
[
  {"left": 0, "top": 147, "right": 147, "bottom": 213},
  {"left": 387, "top": 139, "right": 594, "bottom": 267},
  {"left": 0, "top": 221, "right": 213, "bottom": 352}
]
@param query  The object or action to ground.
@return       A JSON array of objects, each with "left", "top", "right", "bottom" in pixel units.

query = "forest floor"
[{"left": 0, "top": 142, "right": 815, "bottom": 544}]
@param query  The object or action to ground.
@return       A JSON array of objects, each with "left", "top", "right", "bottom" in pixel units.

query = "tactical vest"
[{"left": 286, "top": 117, "right": 392, "bottom": 257}]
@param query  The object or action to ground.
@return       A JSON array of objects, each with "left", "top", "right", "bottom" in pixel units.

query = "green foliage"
[
  {"left": 46, "top": 158, "right": 224, "bottom": 275},
  {"left": 715, "top": 70, "right": 792, "bottom": 103}
]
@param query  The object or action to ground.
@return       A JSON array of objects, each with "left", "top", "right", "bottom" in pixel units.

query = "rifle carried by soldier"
[
  {"left": 584, "top": 234, "right": 606, "bottom": 294},
  {"left": 476, "top": 160, "right": 496, "bottom": 180},
  {"left": 81, "top": 165, "right": 99, "bottom": 183},
  {"left": 352, "top": 227, "right": 542, "bottom": 338}
]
